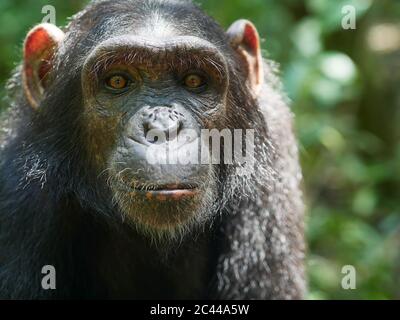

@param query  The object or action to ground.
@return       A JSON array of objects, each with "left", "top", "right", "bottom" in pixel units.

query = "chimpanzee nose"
[{"left": 142, "top": 107, "right": 184, "bottom": 143}]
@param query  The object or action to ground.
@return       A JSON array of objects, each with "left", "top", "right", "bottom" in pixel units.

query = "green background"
[{"left": 0, "top": 0, "right": 399, "bottom": 299}]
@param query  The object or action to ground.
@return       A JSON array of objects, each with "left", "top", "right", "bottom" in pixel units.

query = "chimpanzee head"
[{"left": 20, "top": 0, "right": 265, "bottom": 237}]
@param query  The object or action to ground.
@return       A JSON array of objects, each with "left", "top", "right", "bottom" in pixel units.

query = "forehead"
[
  {"left": 62, "top": 1, "right": 234, "bottom": 74},
  {"left": 138, "top": 11, "right": 177, "bottom": 38},
  {"left": 72, "top": 0, "right": 227, "bottom": 47}
]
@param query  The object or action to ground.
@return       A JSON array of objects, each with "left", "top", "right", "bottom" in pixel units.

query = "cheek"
[
  {"left": 84, "top": 112, "right": 122, "bottom": 169},
  {"left": 188, "top": 95, "right": 227, "bottom": 126},
  {"left": 201, "top": 102, "right": 228, "bottom": 129}
]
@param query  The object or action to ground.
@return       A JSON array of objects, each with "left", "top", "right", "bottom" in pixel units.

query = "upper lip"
[{"left": 130, "top": 183, "right": 198, "bottom": 191}]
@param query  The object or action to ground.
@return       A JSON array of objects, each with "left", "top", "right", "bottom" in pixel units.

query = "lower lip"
[{"left": 142, "top": 189, "right": 199, "bottom": 201}]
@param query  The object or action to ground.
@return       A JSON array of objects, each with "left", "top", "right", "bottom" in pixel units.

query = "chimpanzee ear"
[
  {"left": 227, "top": 19, "right": 264, "bottom": 95},
  {"left": 23, "top": 23, "right": 65, "bottom": 109}
]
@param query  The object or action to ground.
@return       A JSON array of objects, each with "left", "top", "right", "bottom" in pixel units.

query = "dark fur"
[{"left": 0, "top": 0, "right": 305, "bottom": 299}]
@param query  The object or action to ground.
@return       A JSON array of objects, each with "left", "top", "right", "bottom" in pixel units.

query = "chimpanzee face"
[
  {"left": 80, "top": 35, "right": 230, "bottom": 232},
  {"left": 21, "top": 4, "right": 263, "bottom": 236}
]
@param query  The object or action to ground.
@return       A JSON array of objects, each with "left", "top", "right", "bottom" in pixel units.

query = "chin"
[{"left": 110, "top": 179, "right": 218, "bottom": 239}]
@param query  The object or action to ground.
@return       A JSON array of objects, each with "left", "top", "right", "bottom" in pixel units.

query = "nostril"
[{"left": 142, "top": 107, "right": 183, "bottom": 143}]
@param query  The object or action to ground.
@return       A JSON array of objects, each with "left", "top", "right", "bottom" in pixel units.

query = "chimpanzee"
[{"left": 0, "top": 0, "right": 305, "bottom": 299}]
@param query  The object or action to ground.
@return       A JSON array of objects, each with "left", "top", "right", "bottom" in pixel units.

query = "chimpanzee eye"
[
  {"left": 105, "top": 74, "right": 130, "bottom": 91},
  {"left": 183, "top": 74, "right": 207, "bottom": 90}
]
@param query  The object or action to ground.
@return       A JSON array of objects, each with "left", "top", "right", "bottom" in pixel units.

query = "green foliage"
[{"left": 0, "top": 0, "right": 399, "bottom": 299}]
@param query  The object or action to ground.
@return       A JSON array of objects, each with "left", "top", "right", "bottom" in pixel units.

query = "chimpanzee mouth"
[
  {"left": 133, "top": 183, "right": 198, "bottom": 191},
  {"left": 118, "top": 182, "right": 201, "bottom": 201}
]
